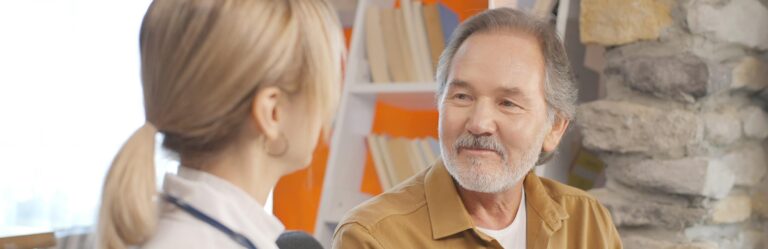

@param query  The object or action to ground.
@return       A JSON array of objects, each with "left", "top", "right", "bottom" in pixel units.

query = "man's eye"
[
  {"left": 500, "top": 100, "right": 518, "bottom": 108},
  {"left": 453, "top": 93, "right": 472, "bottom": 100}
]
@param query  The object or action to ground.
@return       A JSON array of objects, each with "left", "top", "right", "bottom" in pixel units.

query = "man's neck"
[{"left": 457, "top": 181, "right": 525, "bottom": 230}]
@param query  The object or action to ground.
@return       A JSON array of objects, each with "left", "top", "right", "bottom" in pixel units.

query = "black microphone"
[{"left": 276, "top": 231, "right": 324, "bottom": 249}]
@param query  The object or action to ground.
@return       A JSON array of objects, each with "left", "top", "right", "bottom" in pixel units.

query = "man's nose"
[{"left": 466, "top": 100, "right": 497, "bottom": 136}]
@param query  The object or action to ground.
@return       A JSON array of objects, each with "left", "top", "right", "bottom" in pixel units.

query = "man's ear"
[
  {"left": 542, "top": 115, "right": 569, "bottom": 153},
  {"left": 251, "top": 87, "right": 283, "bottom": 141}
]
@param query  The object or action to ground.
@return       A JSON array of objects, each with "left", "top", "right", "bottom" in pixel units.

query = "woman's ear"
[
  {"left": 542, "top": 115, "right": 569, "bottom": 153},
  {"left": 251, "top": 87, "right": 283, "bottom": 140}
]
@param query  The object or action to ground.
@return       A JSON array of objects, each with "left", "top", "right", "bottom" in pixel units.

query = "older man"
[{"left": 333, "top": 8, "right": 621, "bottom": 249}]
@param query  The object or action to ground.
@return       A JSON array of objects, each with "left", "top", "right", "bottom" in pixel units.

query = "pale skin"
[
  {"left": 439, "top": 31, "right": 569, "bottom": 229},
  {"left": 192, "top": 88, "right": 324, "bottom": 206}
]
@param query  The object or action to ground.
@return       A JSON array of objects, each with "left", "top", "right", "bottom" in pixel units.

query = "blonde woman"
[{"left": 96, "top": 0, "right": 344, "bottom": 248}]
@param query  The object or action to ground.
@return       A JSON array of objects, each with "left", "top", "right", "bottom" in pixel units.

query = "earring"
[{"left": 266, "top": 132, "right": 289, "bottom": 157}]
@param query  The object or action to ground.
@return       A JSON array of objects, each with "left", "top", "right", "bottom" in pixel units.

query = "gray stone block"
[
  {"left": 619, "top": 53, "right": 714, "bottom": 101},
  {"left": 591, "top": 187, "right": 709, "bottom": 228},
  {"left": 577, "top": 100, "right": 702, "bottom": 158},
  {"left": 703, "top": 112, "right": 742, "bottom": 146},
  {"left": 607, "top": 157, "right": 735, "bottom": 199},
  {"left": 741, "top": 106, "right": 768, "bottom": 139},
  {"left": 714, "top": 143, "right": 768, "bottom": 187},
  {"left": 688, "top": 0, "right": 768, "bottom": 50}
]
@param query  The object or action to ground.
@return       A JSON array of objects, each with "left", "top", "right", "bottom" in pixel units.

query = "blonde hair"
[{"left": 97, "top": 0, "right": 344, "bottom": 248}]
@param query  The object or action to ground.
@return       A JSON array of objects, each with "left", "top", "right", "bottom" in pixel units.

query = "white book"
[
  {"left": 411, "top": 1, "right": 434, "bottom": 80},
  {"left": 399, "top": 0, "right": 429, "bottom": 82},
  {"left": 365, "top": 6, "right": 391, "bottom": 83},
  {"left": 407, "top": 138, "right": 428, "bottom": 172},
  {"left": 419, "top": 138, "right": 437, "bottom": 166},
  {"left": 394, "top": 8, "right": 418, "bottom": 82}
]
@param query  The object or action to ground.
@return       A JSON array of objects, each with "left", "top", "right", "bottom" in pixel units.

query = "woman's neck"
[{"left": 196, "top": 144, "right": 284, "bottom": 206}]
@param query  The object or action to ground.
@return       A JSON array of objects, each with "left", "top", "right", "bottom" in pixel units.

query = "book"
[
  {"left": 438, "top": 3, "right": 460, "bottom": 46},
  {"left": 419, "top": 138, "right": 437, "bottom": 166},
  {"left": 410, "top": 1, "right": 434, "bottom": 81},
  {"left": 380, "top": 8, "right": 409, "bottom": 82},
  {"left": 365, "top": 6, "right": 391, "bottom": 83},
  {"left": 367, "top": 135, "right": 392, "bottom": 190},
  {"left": 367, "top": 135, "right": 442, "bottom": 189},
  {"left": 567, "top": 148, "right": 606, "bottom": 190},
  {"left": 407, "top": 139, "right": 428, "bottom": 172},
  {"left": 394, "top": 8, "right": 418, "bottom": 82},
  {"left": 376, "top": 135, "right": 398, "bottom": 188},
  {"left": 422, "top": 3, "right": 445, "bottom": 73},
  {"left": 387, "top": 137, "right": 416, "bottom": 184}
]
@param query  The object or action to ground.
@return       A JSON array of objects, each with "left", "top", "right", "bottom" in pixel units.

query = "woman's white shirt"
[{"left": 141, "top": 167, "right": 284, "bottom": 249}]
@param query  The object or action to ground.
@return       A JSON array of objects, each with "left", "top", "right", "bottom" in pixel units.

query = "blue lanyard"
[{"left": 163, "top": 193, "right": 258, "bottom": 249}]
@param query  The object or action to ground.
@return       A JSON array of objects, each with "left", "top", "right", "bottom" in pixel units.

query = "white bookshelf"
[{"left": 314, "top": 0, "right": 574, "bottom": 247}]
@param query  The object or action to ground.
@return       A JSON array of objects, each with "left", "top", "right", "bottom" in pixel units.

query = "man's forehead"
[{"left": 446, "top": 32, "right": 546, "bottom": 95}]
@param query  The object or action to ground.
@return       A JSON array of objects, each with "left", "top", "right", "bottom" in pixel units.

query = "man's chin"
[{"left": 449, "top": 166, "right": 511, "bottom": 193}]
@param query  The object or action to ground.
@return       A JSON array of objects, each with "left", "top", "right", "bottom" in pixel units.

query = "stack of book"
[
  {"left": 366, "top": 134, "right": 441, "bottom": 190},
  {"left": 364, "top": 2, "right": 458, "bottom": 83}
]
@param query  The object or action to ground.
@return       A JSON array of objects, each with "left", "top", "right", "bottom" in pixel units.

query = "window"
[{"left": 0, "top": 0, "right": 279, "bottom": 234}]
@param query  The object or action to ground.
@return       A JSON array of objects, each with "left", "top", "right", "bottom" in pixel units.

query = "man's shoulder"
[
  {"left": 537, "top": 176, "right": 600, "bottom": 205},
  {"left": 337, "top": 174, "right": 429, "bottom": 230}
]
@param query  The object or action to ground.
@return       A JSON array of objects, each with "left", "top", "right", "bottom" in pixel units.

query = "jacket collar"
[
  {"left": 524, "top": 169, "right": 569, "bottom": 248},
  {"left": 424, "top": 161, "right": 475, "bottom": 239},
  {"left": 424, "top": 161, "right": 569, "bottom": 242}
]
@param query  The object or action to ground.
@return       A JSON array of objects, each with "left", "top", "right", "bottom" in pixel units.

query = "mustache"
[{"left": 453, "top": 133, "right": 507, "bottom": 159}]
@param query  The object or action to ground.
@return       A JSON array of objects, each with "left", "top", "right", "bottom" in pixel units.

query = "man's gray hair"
[{"left": 435, "top": 8, "right": 577, "bottom": 122}]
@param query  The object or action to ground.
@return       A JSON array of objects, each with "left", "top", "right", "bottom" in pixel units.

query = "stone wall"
[{"left": 578, "top": 0, "right": 768, "bottom": 248}]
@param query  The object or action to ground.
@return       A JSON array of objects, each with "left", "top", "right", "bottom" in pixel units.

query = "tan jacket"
[{"left": 332, "top": 161, "right": 622, "bottom": 249}]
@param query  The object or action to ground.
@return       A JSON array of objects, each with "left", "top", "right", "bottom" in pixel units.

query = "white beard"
[{"left": 441, "top": 128, "right": 548, "bottom": 193}]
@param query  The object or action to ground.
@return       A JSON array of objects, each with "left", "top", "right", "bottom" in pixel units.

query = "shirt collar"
[
  {"left": 162, "top": 166, "right": 285, "bottom": 244},
  {"left": 424, "top": 161, "right": 569, "bottom": 240}
]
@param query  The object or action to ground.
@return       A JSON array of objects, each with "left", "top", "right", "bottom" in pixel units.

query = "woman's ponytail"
[{"left": 97, "top": 123, "right": 159, "bottom": 249}]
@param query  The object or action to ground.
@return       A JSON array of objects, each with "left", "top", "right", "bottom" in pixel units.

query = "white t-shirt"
[{"left": 476, "top": 189, "right": 526, "bottom": 249}]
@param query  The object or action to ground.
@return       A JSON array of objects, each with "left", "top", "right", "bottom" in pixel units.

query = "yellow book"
[
  {"left": 365, "top": 6, "right": 391, "bottom": 83},
  {"left": 394, "top": 8, "right": 417, "bottom": 82},
  {"left": 380, "top": 8, "right": 409, "bottom": 82},
  {"left": 387, "top": 137, "right": 416, "bottom": 184},
  {"left": 407, "top": 138, "right": 427, "bottom": 173},
  {"left": 422, "top": 3, "right": 445, "bottom": 73},
  {"left": 367, "top": 135, "right": 392, "bottom": 190},
  {"left": 410, "top": 1, "right": 434, "bottom": 80}
]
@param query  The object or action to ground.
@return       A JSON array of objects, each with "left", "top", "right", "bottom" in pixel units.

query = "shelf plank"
[
  {"left": 348, "top": 83, "right": 438, "bottom": 110},
  {"left": 348, "top": 82, "right": 437, "bottom": 93}
]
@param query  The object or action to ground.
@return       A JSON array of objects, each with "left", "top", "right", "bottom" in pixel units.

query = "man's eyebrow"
[
  {"left": 497, "top": 86, "right": 533, "bottom": 103},
  {"left": 447, "top": 79, "right": 471, "bottom": 90}
]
